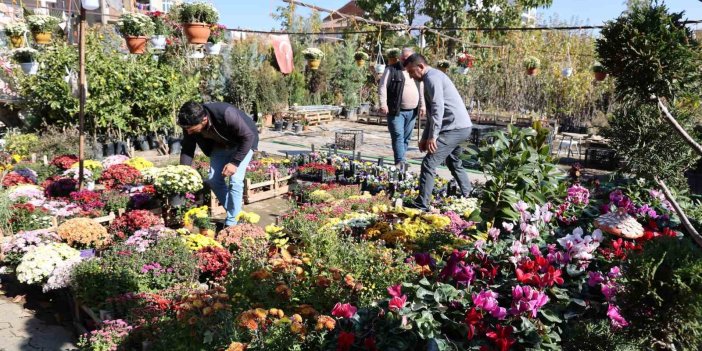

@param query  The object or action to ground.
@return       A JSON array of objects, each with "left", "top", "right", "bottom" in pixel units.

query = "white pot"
[
  {"left": 188, "top": 51, "right": 205, "bottom": 59},
  {"left": 19, "top": 62, "right": 38, "bottom": 75},
  {"left": 150, "top": 35, "right": 166, "bottom": 50},
  {"left": 562, "top": 67, "right": 573, "bottom": 78},
  {"left": 206, "top": 42, "right": 222, "bottom": 55},
  {"left": 374, "top": 64, "right": 386, "bottom": 74}
]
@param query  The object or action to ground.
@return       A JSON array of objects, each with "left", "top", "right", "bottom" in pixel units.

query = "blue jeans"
[
  {"left": 388, "top": 109, "right": 417, "bottom": 164},
  {"left": 207, "top": 148, "right": 253, "bottom": 226}
]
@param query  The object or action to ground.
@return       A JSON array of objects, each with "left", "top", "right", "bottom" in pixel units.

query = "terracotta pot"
[
  {"left": 355, "top": 59, "right": 365, "bottom": 67},
  {"left": 10, "top": 35, "right": 24, "bottom": 48},
  {"left": 303, "top": 125, "right": 309, "bottom": 131},
  {"left": 594, "top": 72, "right": 607, "bottom": 81},
  {"left": 307, "top": 59, "right": 321, "bottom": 70},
  {"left": 33, "top": 32, "right": 52, "bottom": 45},
  {"left": 125, "top": 36, "right": 148, "bottom": 54},
  {"left": 526, "top": 68, "right": 539, "bottom": 76},
  {"left": 183, "top": 23, "right": 211, "bottom": 44},
  {"left": 264, "top": 114, "right": 273, "bottom": 127}
]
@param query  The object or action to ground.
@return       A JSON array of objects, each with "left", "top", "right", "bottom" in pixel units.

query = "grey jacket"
[{"left": 422, "top": 68, "right": 472, "bottom": 140}]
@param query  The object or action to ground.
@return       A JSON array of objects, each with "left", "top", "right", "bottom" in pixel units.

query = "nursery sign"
[{"left": 270, "top": 34, "right": 293, "bottom": 74}]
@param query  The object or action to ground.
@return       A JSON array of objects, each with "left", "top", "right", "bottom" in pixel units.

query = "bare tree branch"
[
  {"left": 655, "top": 176, "right": 702, "bottom": 249},
  {"left": 657, "top": 97, "right": 702, "bottom": 157}
]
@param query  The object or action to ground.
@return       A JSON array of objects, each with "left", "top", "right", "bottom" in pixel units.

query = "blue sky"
[{"left": 212, "top": 0, "right": 702, "bottom": 31}]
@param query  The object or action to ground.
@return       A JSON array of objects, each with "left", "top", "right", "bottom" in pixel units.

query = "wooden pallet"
[
  {"left": 243, "top": 174, "right": 292, "bottom": 204},
  {"left": 292, "top": 110, "right": 335, "bottom": 126}
]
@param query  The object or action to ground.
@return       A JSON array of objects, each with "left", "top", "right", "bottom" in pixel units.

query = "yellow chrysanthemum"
[
  {"left": 183, "top": 206, "right": 209, "bottom": 227},
  {"left": 236, "top": 211, "right": 260, "bottom": 224},
  {"left": 125, "top": 157, "right": 154, "bottom": 171},
  {"left": 183, "top": 233, "right": 222, "bottom": 251}
]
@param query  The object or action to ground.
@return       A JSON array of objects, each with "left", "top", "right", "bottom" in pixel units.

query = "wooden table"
[{"left": 556, "top": 132, "right": 588, "bottom": 160}]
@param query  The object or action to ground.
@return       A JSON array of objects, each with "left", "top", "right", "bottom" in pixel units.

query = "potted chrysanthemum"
[
  {"left": 147, "top": 11, "right": 170, "bottom": 50},
  {"left": 592, "top": 62, "right": 607, "bottom": 81},
  {"left": 152, "top": 165, "right": 203, "bottom": 207},
  {"left": 354, "top": 51, "right": 369, "bottom": 67},
  {"left": 206, "top": 24, "right": 227, "bottom": 55},
  {"left": 523, "top": 56, "right": 540, "bottom": 76},
  {"left": 118, "top": 13, "right": 155, "bottom": 54},
  {"left": 302, "top": 47, "right": 324, "bottom": 70},
  {"left": 12, "top": 48, "right": 39, "bottom": 75},
  {"left": 179, "top": 2, "right": 219, "bottom": 44},
  {"left": 4, "top": 22, "right": 28, "bottom": 48},
  {"left": 26, "top": 15, "right": 59, "bottom": 45}
]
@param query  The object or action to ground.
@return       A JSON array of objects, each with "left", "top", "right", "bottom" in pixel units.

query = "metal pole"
[{"left": 78, "top": 6, "right": 86, "bottom": 189}]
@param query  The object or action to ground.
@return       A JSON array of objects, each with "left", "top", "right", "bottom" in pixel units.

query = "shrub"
[
  {"left": 4, "top": 133, "right": 39, "bottom": 156},
  {"left": 618, "top": 237, "right": 702, "bottom": 350},
  {"left": 25, "top": 15, "right": 59, "bottom": 33},
  {"left": 118, "top": 13, "right": 155, "bottom": 37},
  {"left": 57, "top": 218, "right": 112, "bottom": 249}
]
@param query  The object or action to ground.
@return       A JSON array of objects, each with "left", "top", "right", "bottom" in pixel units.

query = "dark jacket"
[
  {"left": 179, "top": 103, "right": 259, "bottom": 167},
  {"left": 386, "top": 61, "right": 406, "bottom": 117}
]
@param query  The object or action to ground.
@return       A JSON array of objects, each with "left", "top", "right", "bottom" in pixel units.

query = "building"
[{"left": 320, "top": 0, "right": 365, "bottom": 32}]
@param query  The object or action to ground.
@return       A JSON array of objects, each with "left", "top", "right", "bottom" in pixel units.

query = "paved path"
[{"left": 0, "top": 295, "right": 74, "bottom": 351}]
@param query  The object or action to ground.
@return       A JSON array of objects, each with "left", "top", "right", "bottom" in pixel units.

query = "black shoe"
[
  {"left": 403, "top": 199, "right": 430, "bottom": 212},
  {"left": 215, "top": 221, "right": 225, "bottom": 233}
]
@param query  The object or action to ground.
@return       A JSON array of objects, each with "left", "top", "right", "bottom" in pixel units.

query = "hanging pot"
[
  {"left": 183, "top": 23, "right": 211, "bottom": 44},
  {"left": 10, "top": 35, "right": 24, "bottom": 48},
  {"left": 374, "top": 64, "right": 386, "bottom": 74},
  {"left": 307, "top": 59, "right": 321, "bottom": 70},
  {"left": 438, "top": 66, "right": 449, "bottom": 73},
  {"left": 125, "top": 36, "right": 148, "bottom": 54},
  {"left": 206, "top": 42, "right": 222, "bottom": 55},
  {"left": 32, "top": 32, "right": 52, "bottom": 45},
  {"left": 168, "top": 194, "right": 186, "bottom": 208},
  {"left": 561, "top": 67, "right": 573, "bottom": 78},
  {"left": 150, "top": 35, "right": 167, "bottom": 50},
  {"left": 594, "top": 72, "right": 607, "bottom": 81},
  {"left": 526, "top": 68, "right": 539, "bottom": 76},
  {"left": 19, "top": 62, "right": 39, "bottom": 75},
  {"left": 355, "top": 59, "right": 365, "bottom": 67}
]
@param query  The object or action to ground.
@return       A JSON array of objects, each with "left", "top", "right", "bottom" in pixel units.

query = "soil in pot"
[
  {"left": 594, "top": 72, "right": 607, "bottom": 81},
  {"left": 183, "top": 23, "right": 211, "bottom": 44}
]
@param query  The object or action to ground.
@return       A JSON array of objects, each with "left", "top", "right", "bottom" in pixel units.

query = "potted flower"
[
  {"left": 26, "top": 15, "right": 59, "bottom": 45},
  {"left": 4, "top": 22, "right": 28, "bottom": 48},
  {"left": 118, "top": 13, "right": 155, "bottom": 54},
  {"left": 354, "top": 51, "right": 369, "bottom": 67},
  {"left": 12, "top": 48, "right": 39, "bottom": 75},
  {"left": 457, "top": 52, "right": 475, "bottom": 68},
  {"left": 302, "top": 47, "right": 324, "bottom": 70},
  {"left": 437, "top": 59, "right": 450, "bottom": 73},
  {"left": 148, "top": 11, "right": 170, "bottom": 50},
  {"left": 386, "top": 47, "right": 401, "bottom": 65},
  {"left": 206, "top": 24, "right": 227, "bottom": 55},
  {"left": 152, "top": 165, "right": 203, "bottom": 207},
  {"left": 593, "top": 62, "right": 607, "bottom": 81},
  {"left": 193, "top": 212, "right": 215, "bottom": 236},
  {"left": 178, "top": 2, "right": 219, "bottom": 45},
  {"left": 523, "top": 56, "right": 540, "bottom": 76},
  {"left": 301, "top": 118, "right": 310, "bottom": 131}
]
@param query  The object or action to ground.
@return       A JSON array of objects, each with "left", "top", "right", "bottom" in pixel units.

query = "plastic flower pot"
[
  {"left": 355, "top": 59, "right": 365, "bottom": 67},
  {"left": 19, "top": 62, "right": 39, "bottom": 75},
  {"left": 136, "top": 136, "right": 150, "bottom": 151},
  {"left": 32, "top": 32, "right": 52, "bottom": 45},
  {"left": 206, "top": 42, "right": 222, "bottom": 55},
  {"left": 103, "top": 142, "right": 116, "bottom": 156},
  {"left": 183, "top": 23, "right": 211, "bottom": 44},
  {"left": 282, "top": 120, "right": 289, "bottom": 130},
  {"left": 150, "top": 35, "right": 167, "bottom": 50},
  {"left": 168, "top": 137, "right": 182, "bottom": 155},
  {"left": 526, "top": 68, "right": 539, "bottom": 76},
  {"left": 10, "top": 35, "right": 24, "bottom": 48},
  {"left": 293, "top": 123, "right": 302, "bottom": 133},
  {"left": 307, "top": 59, "right": 321, "bottom": 70},
  {"left": 92, "top": 142, "right": 103, "bottom": 160},
  {"left": 374, "top": 64, "right": 386, "bottom": 74},
  {"left": 594, "top": 72, "right": 607, "bottom": 81},
  {"left": 274, "top": 121, "right": 283, "bottom": 131},
  {"left": 168, "top": 194, "right": 186, "bottom": 207},
  {"left": 125, "top": 36, "right": 148, "bottom": 54},
  {"left": 114, "top": 141, "right": 128, "bottom": 155},
  {"left": 148, "top": 135, "right": 159, "bottom": 149}
]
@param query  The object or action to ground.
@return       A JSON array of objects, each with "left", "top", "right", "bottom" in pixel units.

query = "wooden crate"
[
  {"left": 237, "top": 174, "right": 293, "bottom": 205},
  {"left": 294, "top": 110, "right": 335, "bottom": 126}
]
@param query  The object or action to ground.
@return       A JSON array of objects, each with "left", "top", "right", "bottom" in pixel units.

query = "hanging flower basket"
[
  {"left": 206, "top": 42, "right": 222, "bottom": 55},
  {"left": 12, "top": 48, "right": 39, "bottom": 75},
  {"left": 374, "top": 64, "right": 386, "bottom": 74},
  {"left": 437, "top": 59, "right": 451, "bottom": 73},
  {"left": 150, "top": 35, "right": 167, "bottom": 50},
  {"left": 457, "top": 53, "right": 474, "bottom": 68},
  {"left": 206, "top": 24, "right": 227, "bottom": 53},
  {"left": 125, "top": 36, "right": 148, "bottom": 54},
  {"left": 32, "top": 32, "right": 52, "bottom": 45},
  {"left": 10, "top": 36, "right": 24, "bottom": 48},
  {"left": 354, "top": 51, "right": 369, "bottom": 67},
  {"left": 19, "top": 62, "right": 39, "bottom": 75},
  {"left": 303, "top": 48, "right": 324, "bottom": 70},
  {"left": 26, "top": 15, "right": 59, "bottom": 45},
  {"left": 593, "top": 62, "right": 607, "bottom": 81},
  {"left": 523, "top": 56, "right": 540, "bottom": 76},
  {"left": 184, "top": 23, "right": 211, "bottom": 44},
  {"left": 5, "top": 23, "right": 28, "bottom": 48}
]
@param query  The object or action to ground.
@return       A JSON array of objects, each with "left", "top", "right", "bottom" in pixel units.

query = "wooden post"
[{"left": 77, "top": 6, "right": 86, "bottom": 190}]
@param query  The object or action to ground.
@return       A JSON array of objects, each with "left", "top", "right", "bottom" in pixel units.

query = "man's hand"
[
  {"left": 419, "top": 108, "right": 426, "bottom": 118},
  {"left": 419, "top": 138, "right": 427, "bottom": 152},
  {"left": 378, "top": 106, "right": 388, "bottom": 115},
  {"left": 426, "top": 138, "right": 438, "bottom": 154},
  {"left": 222, "top": 163, "right": 238, "bottom": 177}
]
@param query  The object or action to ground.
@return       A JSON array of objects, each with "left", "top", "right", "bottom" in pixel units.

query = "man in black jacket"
[
  {"left": 378, "top": 47, "right": 425, "bottom": 170},
  {"left": 177, "top": 101, "right": 259, "bottom": 226}
]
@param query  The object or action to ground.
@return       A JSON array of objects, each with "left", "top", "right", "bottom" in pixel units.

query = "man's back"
[{"left": 423, "top": 68, "right": 472, "bottom": 137}]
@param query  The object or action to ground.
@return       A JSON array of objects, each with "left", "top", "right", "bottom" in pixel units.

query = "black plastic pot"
[
  {"left": 169, "top": 137, "right": 182, "bottom": 155},
  {"left": 104, "top": 142, "right": 116, "bottom": 156},
  {"left": 114, "top": 141, "right": 128, "bottom": 155},
  {"left": 282, "top": 120, "right": 289, "bottom": 130},
  {"left": 136, "top": 136, "right": 150, "bottom": 151},
  {"left": 148, "top": 135, "right": 159, "bottom": 149},
  {"left": 274, "top": 121, "right": 283, "bottom": 131},
  {"left": 92, "top": 142, "right": 103, "bottom": 160},
  {"left": 293, "top": 123, "right": 302, "bottom": 133}
]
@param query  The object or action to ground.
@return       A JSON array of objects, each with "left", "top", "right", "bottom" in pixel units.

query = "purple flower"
[
  {"left": 608, "top": 266, "right": 622, "bottom": 279},
  {"left": 491, "top": 306, "right": 507, "bottom": 320},
  {"left": 473, "top": 289, "right": 500, "bottom": 312},
  {"left": 413, "top": 252, "right": 435, "bottom": 267},
  {"left": 474, "top": 240, "right": 486, "bottom": 254},
  {"left": 454, "top": 264, "right": 474, "bottom": 286},
  {"left": 510, "top": 285, "right": 549, "bottom": 318},
  {"left": 79, "top": 249, "right": 96, "bottom": 259},
  {"left": 607, "top": 305, "right": 628, "bottom": 329},
  {"left": 439, "top": 250, "right": 467, "bottom": 281},
  {"left": 488, "top": 227, "right": 500, "bottom": 241},
  {"left": 601, "top": 281, "right": 618, "bottom": 302},
  {"left": 566, "top": 185, "right": 590, "bottom": 205},
  {"left": 587, "top": 272, "right": 604, "bottom": 287}
]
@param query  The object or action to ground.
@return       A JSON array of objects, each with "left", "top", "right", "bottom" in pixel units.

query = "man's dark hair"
[
  {"left": 177, "top": 101, "right": 208, "bottom": 127},
  {"left": 403, "top": 53, "right": 428, "bottom": 67}
]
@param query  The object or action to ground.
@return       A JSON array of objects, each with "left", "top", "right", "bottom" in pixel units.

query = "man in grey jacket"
[{"left": 403, "top": 53, "right": 473, "bottom": 210}]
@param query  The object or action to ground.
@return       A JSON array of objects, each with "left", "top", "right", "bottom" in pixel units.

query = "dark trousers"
[{"left": 416, "top": 127, "right": 473, "bottom": 209}]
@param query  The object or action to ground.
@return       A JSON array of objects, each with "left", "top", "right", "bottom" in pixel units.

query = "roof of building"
[{"left": 323, "top": 1, "right": 364, "bottom": 21}]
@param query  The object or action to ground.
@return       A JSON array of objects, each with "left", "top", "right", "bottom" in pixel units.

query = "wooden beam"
[
  {"left": 655, "top": 176, "right": 702, "bottom": 249},
  {"left": 657, "top": 97, "right": 702, "bottom": 157}
]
